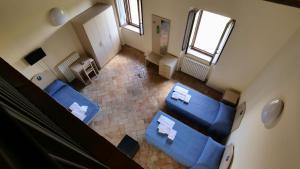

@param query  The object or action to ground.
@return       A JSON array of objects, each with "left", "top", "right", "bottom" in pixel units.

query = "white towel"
[
  {"left": 171, "top": 92, "right": 180, "bottom": 100},
  {"left": 174, "top": 86, "right": 188, "bottom": 95},
  {"left": 183, "top": 94, "right": 191, "bottom": 103},
  {"left": 80, "top": 105, "right": 88, "bottom": 112},
  {"left": 158, "top": 123, "right": 172, "bottom": 134},
  {"left": 69, "top": 102, "right": 88, "bottom": 120},
  {"left": 157, "top": 124, "right": 177, "bottom": 141},
  {"left": 168, "top": 129, "right": 177, "bottom": 141},
  {"left": 72, "top": 110, "right": 86, "bottom": 121},
  {"left": 158, "top": 115, "right": 175, "bottom": 128},
  {"left": 171, "top": 91, "right": 191, "bottom": 103},
  {"left": 69, "top": 102, "right": 88, "bottom": 114},
  {"left": 157, "top": 115, "right": 177, "bottom": 140}
]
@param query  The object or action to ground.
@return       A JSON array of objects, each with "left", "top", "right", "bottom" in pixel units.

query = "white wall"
[
  {"left": 228, "top": 26, "right": 300, "bottom": 169},
  {"left": 115, "top": 0, "right": 300, "bottom": 91},
  {"left": 121, "top": 28, "right": 145, "bottom": 51},
  {"left": 0, "top": 0, "right": 96, "bottom": 79},
  {"left": 207, "top": 0, "right": 300, "bottom": 92},
  {"left": 40, "top": 22, "right": 86, "bottom": 79}
]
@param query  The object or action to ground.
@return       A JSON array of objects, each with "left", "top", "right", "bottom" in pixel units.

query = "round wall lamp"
[
  {"left": 261, "top": 98, "right": 284, "bottom": 129},
  {"left": 49, "top": 8, "right": 67, "bottom": 26}
]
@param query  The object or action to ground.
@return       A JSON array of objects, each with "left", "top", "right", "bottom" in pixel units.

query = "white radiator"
[
  {"left": 181, "top": 57, "right": 210, "bottom": 81},
  {"left": 57, "top": 53, "right": 80, "bottom": 82}
]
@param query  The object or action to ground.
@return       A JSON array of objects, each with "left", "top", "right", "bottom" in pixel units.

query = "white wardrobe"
[{"left": 72, "top": 4, "right": 121, "bottom": 68}]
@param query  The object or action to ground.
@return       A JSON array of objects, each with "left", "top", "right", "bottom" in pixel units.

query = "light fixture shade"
[
  {"left": 261, "top": 99, "right": 284, "bottom": 128},
  {"left": 49, "top": 8, "right": 67, "bottom": 26}
]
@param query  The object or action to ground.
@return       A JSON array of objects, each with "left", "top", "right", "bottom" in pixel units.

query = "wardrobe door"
[
  {"left": 104, "top": 7, "right": 121, "bottom": 56},
  {"left": 84, "top": 18, "right": 108, "bottom": 68},
  {"left": 94, "top": 13, "right": 114, "bottom": 66}
]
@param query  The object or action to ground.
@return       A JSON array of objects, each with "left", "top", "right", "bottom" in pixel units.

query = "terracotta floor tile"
[{"left": 82, "top": 46, "right": 222, "bottom": 169}]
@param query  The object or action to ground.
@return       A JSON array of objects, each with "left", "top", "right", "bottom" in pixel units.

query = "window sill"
[
  {"left": 123, "top": 25, "right": 140, "bottom": 34},
  {"left": 187, "top": 48, "right": 211, "bottom": 65}
]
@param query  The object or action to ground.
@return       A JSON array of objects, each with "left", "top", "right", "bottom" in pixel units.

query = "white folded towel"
[
  {"left": 69, "top": 102, "right": 88, "bottom": 120},
  {"left": 158, "top": 123, "right": 172, "bottom": 134},
  {"left": 72, "top": 110, "right": 86, "bottom": 121},
  {"left": 168, "top": 129, "right": 177, "bottom": 141},
  {"left": 158, "top": 115, "right": 175, "bottom": 128},
  {"left": 171, "top": 92, "right": 180, "bottom": 100},
  {"left": 80, "top": 105, "right": 88, "bottom": 112},
  {"left": 70, "top": 102, "right": 88, "bottom": 114},
  {"left": 174, "top": 85, "right": 188, "bottom": 95},
  {"left": 157, "top": 115, "right": 177, "bottom": 140},
  {"left": 183, "top": 94, "right": 191, "bottom": 103},
  {"left": 171, "top": 91, "right": 191, "bottom": 103}
]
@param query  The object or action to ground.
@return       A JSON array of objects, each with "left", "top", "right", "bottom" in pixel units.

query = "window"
[
  {"left": 182, "top": 9, "right": 235, "bottom": 65},
  {"left": 126, "top": 0, "right": 139, "bottom": 27},
  {"left": 115, "top": 0, "right": 144, "bottom": 35}
]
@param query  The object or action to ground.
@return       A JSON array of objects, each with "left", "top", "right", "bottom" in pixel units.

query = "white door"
[
  {"left": 84, "top": 20, "right": 107, "bottom": 68},
  {"left": 84, "top": 7, "right": 121, "bottom": 68},
  {"left": 94, "top": 13, "right": 114, "bottom": 66},
  {"left": 104, "top": 7, "right": 121, "bottom": 56}
]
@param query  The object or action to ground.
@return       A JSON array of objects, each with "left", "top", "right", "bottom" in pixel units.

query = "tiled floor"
[{"left": 81, "top": 46, "right": 221, "bottom": 169}]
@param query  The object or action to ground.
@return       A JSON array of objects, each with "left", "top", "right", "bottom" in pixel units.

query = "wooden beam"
[{"left": 0, "top": 58, "right": 143, "bottom": 169}]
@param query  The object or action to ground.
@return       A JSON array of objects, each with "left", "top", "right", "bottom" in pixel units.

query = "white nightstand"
[
  {"left": 145, "top": 52, "right": 178, "bottom": 79},
  {"left": 159, "top": 55, "right": 178, "bottom": 79},
  {"left": 222, "top": 89, "right": 240, "bottom": 106}
]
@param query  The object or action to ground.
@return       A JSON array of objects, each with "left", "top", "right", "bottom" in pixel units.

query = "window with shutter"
[
  {"left": 182, "top": 9, "right": 235, "bottom": 65},
  {"left": 115, "top": 0, "right": 144, "bottom": 35}
]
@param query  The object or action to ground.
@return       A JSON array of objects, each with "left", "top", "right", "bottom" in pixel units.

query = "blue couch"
[
  {"left": 166, "top": 83, "right": 235, "bottom": 137},
  {"left": 44, "top": 80, "right": 100, "bottom": 124},
  {"left": 146, "top": 111, "right": 224, "bottom": 169}
]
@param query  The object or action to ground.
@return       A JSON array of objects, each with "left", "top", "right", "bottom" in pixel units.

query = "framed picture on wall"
[{"left": 264, "top": 0, "right": 300, "bottom": 8}]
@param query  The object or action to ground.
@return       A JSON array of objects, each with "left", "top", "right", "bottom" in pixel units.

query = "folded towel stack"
[
  {"left": 69, "top": 102, "right": 88, "bottom": 121},
  {"left": 157, "top": 115, "right": 177, "bottom": 141},
  {"left": 171, "top": 85, "right": 191, "bottom": 103}
]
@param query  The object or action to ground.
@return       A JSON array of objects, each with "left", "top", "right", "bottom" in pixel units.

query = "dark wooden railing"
[{"left": 0, "top": 58, "right": 143, "bottom": 169}]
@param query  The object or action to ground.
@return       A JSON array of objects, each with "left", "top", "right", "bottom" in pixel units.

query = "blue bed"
[
  {"left": 146, "top": 111, "right": 224, "bottom": 169},
  {"left": 166, "top": 83, "right": 235, "bottom": 137},
  {"left": 44, "top": 80, "right": 100, "bottom": 124}
]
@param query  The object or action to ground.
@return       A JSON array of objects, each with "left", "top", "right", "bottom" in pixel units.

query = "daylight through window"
[{"left": 185, "top": 10, "right": 235, "bottom": 64}]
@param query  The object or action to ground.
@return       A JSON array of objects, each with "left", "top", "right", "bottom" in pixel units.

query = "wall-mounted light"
[
  {"left": 261, "top": 98, "right": 284, "bottom": 128},
  {"left": 49, "top": 8, "right": 67, "bottom": 26}
]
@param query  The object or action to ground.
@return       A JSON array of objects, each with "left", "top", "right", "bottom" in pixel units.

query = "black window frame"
[
  {"left": 124, "top": 0, "right": 141, "bottom": 28},
  {"left": 115, "top": 0, "right": 144, "bottom": 35},
  {"left": 188, "top": 10, "right": 235, "bottom": 64}
]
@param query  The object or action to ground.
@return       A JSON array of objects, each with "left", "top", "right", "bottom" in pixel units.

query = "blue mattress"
[
  {"left": 44, "top": 80, "right": 100, "bottom": 124},
  {"left": 165, "top": 83, "right": 235, "bottom": 137},
  {"left": 146, "top": 111, "right": 224, "bottom": 169}
]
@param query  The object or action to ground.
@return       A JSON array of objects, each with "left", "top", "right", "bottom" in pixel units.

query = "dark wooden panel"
[
  {"left": 0, "top": 107, "right": 62, "bottom": 169},
  {"left": 0, "top": 58, "right": 143, "bottom": 169},
  {"left": 265, "top": 0, "right": 300, "bottom": 8}
]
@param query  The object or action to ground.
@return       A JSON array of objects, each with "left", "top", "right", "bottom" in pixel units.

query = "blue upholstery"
[
  {"left": 45, "top": 80, "right": 100, "bottom": 124},
  {"left": 165, "top": 83, "right": 235, "bottom": 137},
  {"left": 146, "top": 111, "right": 224, "bottom": 169},
  {"left": 44, "top": 80, "right": 66, "bottom": 96},
  {"left": 208, "top": 103, "right": 235, "bottom": 137},
  {"left": 193, "top": 138, "right": 224, "bottom": 169}
]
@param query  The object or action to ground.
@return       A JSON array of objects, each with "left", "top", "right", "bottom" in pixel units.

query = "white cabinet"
[
  {"left": 72, "top": 4, "right": 121, "bottom": 68},
  {"left": 159, "top": 54, "right": 178, "bottom": 79}
]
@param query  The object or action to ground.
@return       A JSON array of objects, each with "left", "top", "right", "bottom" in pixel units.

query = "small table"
[
  {"left": 117, "top": 135, "right": 139, "bottom": 159},
  {"left": 159, "top": 54, "right": 178, "bottom": 79},
  {"left": 222, "top": 89, "right": 240, "bottom": 106},
  {"left": 145, "top": 52, "right": 178, "bottom": 79},
  {"left": 70, "top": 57, "right": 99, "bottom": 85}
]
